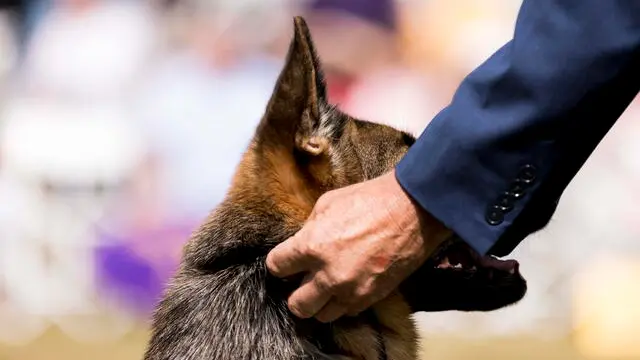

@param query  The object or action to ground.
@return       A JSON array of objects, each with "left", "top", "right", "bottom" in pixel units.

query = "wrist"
[{"left": 385, "top": 169, "right": 452, "bottom": 256}]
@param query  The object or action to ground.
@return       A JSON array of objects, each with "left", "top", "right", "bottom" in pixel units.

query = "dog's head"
[
  {"left": 241, "top": 16, "right": 526, "bottom": 312},
  {"left": 240, "top": 17, "right": 414, "bottom": 209}
]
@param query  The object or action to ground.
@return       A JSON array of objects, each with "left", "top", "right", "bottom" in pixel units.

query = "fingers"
[
  {"left": 266, "top": 232, "right": 314, "bottom": 279},
  {"left": 287, "top": 274, "right": 332, "bottom": 319},
  {"left": 315, "top": 300, "right": 348, "bottom": 323},
  {"left": 345, "top": 290, "right": 387, "bottom": 317},
  {"left": 346, "top": 303, "right": 371, "bottom": 317}
]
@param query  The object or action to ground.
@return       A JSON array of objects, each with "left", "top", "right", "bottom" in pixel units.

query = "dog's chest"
[{"left": 331, "top": 291, "right": 418, "bottom": 360}]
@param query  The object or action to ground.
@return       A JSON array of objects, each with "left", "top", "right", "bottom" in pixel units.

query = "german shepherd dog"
[{"left": 143, "top": 17, "right": 527, "bottom": 360}]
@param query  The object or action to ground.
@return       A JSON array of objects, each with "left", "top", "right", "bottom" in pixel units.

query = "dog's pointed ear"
[{"left": 257, "top": 16, "right": 340, "bottom": 156}]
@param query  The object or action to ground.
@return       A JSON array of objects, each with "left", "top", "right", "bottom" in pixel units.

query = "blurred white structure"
[
  {"left": 20, "top": 0, "right": 157, "bottom": 101},
  {"left": 0, "top": 98, "right": 145, "bottom": 344}
]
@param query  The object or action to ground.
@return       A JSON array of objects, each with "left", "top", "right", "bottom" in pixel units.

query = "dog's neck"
[
  {"left": 183, "top": 151, "right": 316, "bottom": 271},
  {"left": 227, "top": 142, "right": 324, "bottom": 228}
]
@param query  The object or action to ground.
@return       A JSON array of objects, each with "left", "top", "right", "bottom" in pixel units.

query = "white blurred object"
[
  {"left": 0, "top": 171, "right": 49, "bottom": 345},
  {"left": 132, "top": 53, "right": 282, "bottom": 220},
  {"left": 1, "top": 98, "right": 145, "bottom": 186},
  {"left": 611, "top": 101, "right": 640, "bottom": 179},
  {"left": 0, "top": 96, "right": 145, "bottom": 344},
  {"left": 344, "top": 67, "right": 444, "bottom": 136},
  {"left": 21, "top": 0, "right": 157, "bottom": 101},
  {"left": 171, "top": 0, "right": 291, "bottom": 51}
]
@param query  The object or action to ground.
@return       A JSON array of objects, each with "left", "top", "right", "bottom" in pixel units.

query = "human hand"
[{"left": 265, "top": 169, "right": 451, "bottom": 323}]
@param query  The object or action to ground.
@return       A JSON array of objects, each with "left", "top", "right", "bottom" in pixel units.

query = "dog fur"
[{"left": 143, "top": 17, "right": 527, "bottom": 360}]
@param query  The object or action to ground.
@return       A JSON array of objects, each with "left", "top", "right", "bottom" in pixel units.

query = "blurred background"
[{"left": 0, "top": 0, "right": 639, "bottom": 359}]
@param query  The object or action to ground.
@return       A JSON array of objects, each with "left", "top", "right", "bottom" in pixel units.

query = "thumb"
[{"left": 266, "top": 231, "right": 314, "bottom": 278}]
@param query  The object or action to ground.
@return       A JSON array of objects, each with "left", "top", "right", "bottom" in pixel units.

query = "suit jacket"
[{"left": 396, "top": 0, "right": 640, "bottom": 256}]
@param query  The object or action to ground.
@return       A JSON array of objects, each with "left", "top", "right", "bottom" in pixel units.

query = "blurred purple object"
[
  {"left": 307, "top": 0, "right": 397, "bottom": 31},
  {"left": 94, "top": 222, "right": 196, "bottom": 316},
  {"left": 96, "top": 244, "right": 163, "bottom": 315}
]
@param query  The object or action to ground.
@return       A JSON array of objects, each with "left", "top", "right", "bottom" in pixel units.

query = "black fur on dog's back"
[{"left": 145, "top": 201, "right": 340, "bottom": 359}]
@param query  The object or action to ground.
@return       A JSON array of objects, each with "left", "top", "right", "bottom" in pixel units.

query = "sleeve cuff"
[{"left": 395, "top": 109, "right": 543, "bottom": 256}]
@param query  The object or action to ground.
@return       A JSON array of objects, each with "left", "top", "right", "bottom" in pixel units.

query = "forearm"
[{"left": 396, "top": 0, "right": 640, "bottom": 256}]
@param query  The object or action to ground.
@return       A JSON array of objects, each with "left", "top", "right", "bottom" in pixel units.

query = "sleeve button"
[
  {"left": 509, "top": 179, "right": 527, "bottom": 198},
  {"left": 518, "top": 164, "right": 537, "bottom": 184},
  {"left": 486, "top": 205, "right": 505, "bottom": 226},
  {"left": 497, "top": 191, "right": 515, "bottom": 212}
]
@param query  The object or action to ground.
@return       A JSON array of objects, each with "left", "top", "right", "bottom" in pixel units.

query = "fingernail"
[{"left": 289, "top": 304, "right": 310, "bottom": 319}]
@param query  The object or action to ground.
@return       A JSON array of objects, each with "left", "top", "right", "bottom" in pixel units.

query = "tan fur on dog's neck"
[
  {"left": 228, "top": 144, "right": 322, "bottom": 226},
  {"left": 228, "top": 118, "right": 364, "bottom": 227}
]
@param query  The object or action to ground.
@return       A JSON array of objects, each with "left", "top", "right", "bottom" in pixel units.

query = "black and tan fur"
[{"left": 143, "top": 17, "right": 527, "bottom": 360}]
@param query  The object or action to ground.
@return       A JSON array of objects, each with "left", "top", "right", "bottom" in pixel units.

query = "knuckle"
[
  {"left": 315, "top": 193, "right": 331, "bottom": 208},
  {"left": 326, "top": 271, "right": 357, "bottom": 293},
  {"left": 312, "top": 192, "right": 338, "bottom": 216},
  {"left": 342, "top": 285, "right": 375, "bottom": 309},
  {"left": 352, "top": 283, "right": 373, "bottom": 299},
  {"left": 303, "top": 240, "right": 322, "bottom": 258},
  {"left": 303, "top": 238, "right": 329, "bottom": 262},
  {"left": 339, "top": 270, "right": 359, "bottom": 286},
  {"left": 313, "top": 273, "right": 334, "bottom": 293}
]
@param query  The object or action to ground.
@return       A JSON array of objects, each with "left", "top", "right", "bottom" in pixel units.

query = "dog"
[{"left": 143, "top": 16, "right": 527, "bottom": 360}]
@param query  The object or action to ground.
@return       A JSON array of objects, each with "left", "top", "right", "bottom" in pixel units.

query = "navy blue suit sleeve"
[{"left": 396, "top": 0, "right": 640, "bottom": 256}]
